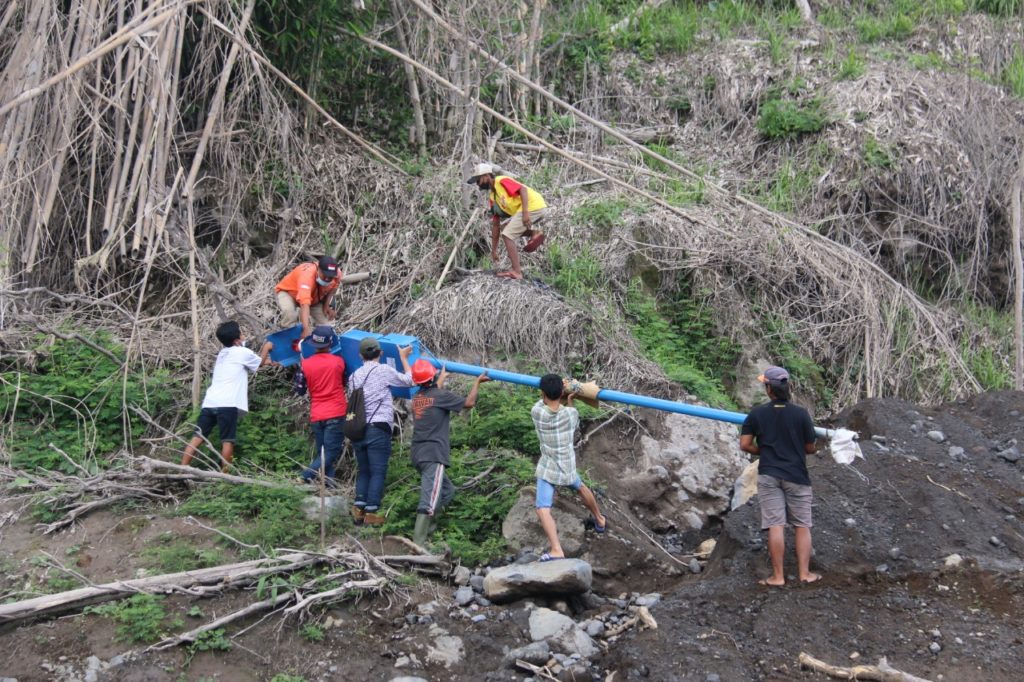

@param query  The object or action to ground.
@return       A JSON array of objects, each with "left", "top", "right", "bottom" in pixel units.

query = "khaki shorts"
[
  {"left": 277, "top": 291, "right": 329, "bottom": 328},
  {"left": 501, "top": 207, "right": 548, "bottom": 240},
  {"left": 758, "top": 474, "right": 813, "bottom": 529}
]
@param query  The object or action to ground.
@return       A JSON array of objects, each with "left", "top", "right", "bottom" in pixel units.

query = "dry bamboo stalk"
[
  {"left": 183, "top": 0, "right": 255, "bottom": 196},
  {"left": 390, "top": 0, "right": 426, "bottom": 156},
  {"left": 0, "top": 1, "right": 198, "bottom": 119},
  {"left": 0, "top": 1, "right": 20, "bottom": 38},
  {"left": 435, "top": 206, "right": 481, "bottom": 291}
]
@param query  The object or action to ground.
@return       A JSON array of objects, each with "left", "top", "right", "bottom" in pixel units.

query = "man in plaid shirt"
[{"left": 531, "top": 373, "right": 606, "bottom": 561}]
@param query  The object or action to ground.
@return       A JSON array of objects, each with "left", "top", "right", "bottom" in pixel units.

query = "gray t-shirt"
[{"left": 410, "top": 386, "right": 464, "bottom": 466}]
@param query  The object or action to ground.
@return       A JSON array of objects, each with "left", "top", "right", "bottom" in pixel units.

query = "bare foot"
[
  {"left": 759, "top": 576, "right": 785, "bottom": 587},
  {"left": 800, "top": 573, "right": 822, "bottom": 584},
  {"left": 496, "top": 271, "right": 523, "bottom": 280}
]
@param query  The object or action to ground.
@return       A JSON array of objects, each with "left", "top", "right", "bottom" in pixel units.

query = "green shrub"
[
  {"left": 837, "top": 49, "right": 866, "bottom": 80},
  {"left": 756, "top": 98, "right": 829, "bottom": 139},
  {"left": 186, "top": 628, "right": 232, "bottom": 664},
  {"left": 300, "top": 624, "right": 325, "bottom": 643},
  {"left": 0, "top": 334, "right": 172, "bottom": 472},
  {"left": 625, "top": 279, "right": 739, "bottom": 408},
  {"left": 759, "top": 315, "right": 831, "bottom": 404},
  {"left": 864, "top": 136, "right": 896, "bottom": 169},
  {"left": 615, "top": 2, "right": 700, "bottom": 59},
  {"left": 86, "top": 594, "right": 182, "bottom": 643},
  {"left": 380, "top": 443, "right": 535, "bottom": 564}
]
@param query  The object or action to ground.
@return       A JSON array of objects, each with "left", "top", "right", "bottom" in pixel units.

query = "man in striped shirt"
[{"left": 532, "top": 374, "right": 606, "bottom": 561}]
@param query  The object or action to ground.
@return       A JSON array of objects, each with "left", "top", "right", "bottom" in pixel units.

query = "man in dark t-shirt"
[
  {"left": 740, "top": 366, "right": 819, "bottom": 587},
  {"left": 409, "top": 359, "right": 489, "bottom": 546}
]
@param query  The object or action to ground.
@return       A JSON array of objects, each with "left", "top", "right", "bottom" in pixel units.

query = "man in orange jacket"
[{"left": 274, "top": 256, "right": 341, "bottom": 338}]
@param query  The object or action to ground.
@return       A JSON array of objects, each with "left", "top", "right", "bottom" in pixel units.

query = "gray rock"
[
  {"left": 688, "top": 558, "right": 702, "bottom": 574},
  {"left": 889, "top": 547, "right": 901, "bottom": 560},
  {"left": 0, "top": 678, "right": 17, "bottom": 682},
  {"left": 634, "top": 592, "right": 661, "bottom": 608},
  {"left": 871, "top": 435, "right": 888, "bottom": 444},
  {"left": 584, "top": 619, "right": 606, "bottom": 638},
  {"left": 990, "top": 536, "right": 1003, "bottom": 547},
  {"left": 390, "top": 678, "right": 429, "bottom": 682},
  {"left": 426, "top": 634, "right": 465, "bottom": 667},
  {"left": 502, "top": 488, "right": 585, "bottom": 555},
  {"left": 529, "top": 608, "right": 576, "bottom": 642},
  {"left": 475, "top": 595, "right": 492, "bottom": 607},
  {"left": 943, "top": 554, "right": 964, "bottom": 568},
  {"left": 929, "top": 642, "right": 941, "bottom": 654},
  {"left": 404, "top": 613, "right": 417, "bottom": 625},
  {"left": 931, "top": 629, "right": 942, "bottom": 639},
  {"left": 997, "top": 447, "right": 1021, "bottom": 463},
  {"left": 300, "top": 494, "right": 349, "bottom": 521},
  {"left": 471, "top": 614, "right": 487, "bottom": 623},
  {"left": 416, "top": 601, "right": 438, "bottom": 615},
  {"left": 948, "top": 446, "right": 966, "bottom": 461},
  {"left": 926, "top": 430, "right": 946, "bottom": 443},
  {"left": 470, "top": 575, "right": 486, "bottom": 593},
  {"left": 844, "top": 517, "right": 857, "bottom": 527},
  {"left": 484, "top": 559, "right": 592, "bottom": 603},
  {"left": 453, "top": 565, "right": 472, "bottom": 586},
  {"left": 504, "top": 641, "right": 551, "bottom": 667},
  {"left": 707, "top": 675, "right": 722, "bottom": 682},
  {"left": 454, "top": 586, "right": 475, "bottom": 606},
  {"left": 876, "top": 563, "right": 889, "bottom": 574}
]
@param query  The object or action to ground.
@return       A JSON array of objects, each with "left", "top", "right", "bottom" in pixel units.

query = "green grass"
[
  {"left": 142, "top": 535, "right": 227, "bottom": 573},
  {"left": 86, "top": 594, "right": 182, "bottom": 643},
  {"left": 545, "top": 244, "right": 604, "bottom": 300},
  {"left": 1002, "top": 50, "right": 1024, "bottom": 98},
  {"left": 959, "top": 303, "right": 1015, "bottom": 390},
  {"left": 177, "top": 483, "right": 327, "bottom": 556},
  {"left": 837, "top": 49, "right": 866, "bottom": 80},
  {"left": 863, "top": 135, "right": 896, "bottom": 169},
  {"left": 572, "top": 198, "right": 630, "bottom": 236},
  {"left": 908, "top": 52, "right": 949, "bottom": 71}
]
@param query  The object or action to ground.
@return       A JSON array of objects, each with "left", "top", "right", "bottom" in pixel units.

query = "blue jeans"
[
  {"left": 303, "top": 417, "right": 345, "bottom": 482},
  {"left": 352, "top": 425, "right": 392, "bottom": 512}
]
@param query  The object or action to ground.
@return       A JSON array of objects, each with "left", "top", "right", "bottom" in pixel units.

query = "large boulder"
[
  {"left": 484, "top": 559, "right": 592, "bottom": 603},
  {"left": 502, "top": 487, "right": 585, "bottom": 555},
  {"left": 630, "top": 412, "right": 748, "bottom": 529}
]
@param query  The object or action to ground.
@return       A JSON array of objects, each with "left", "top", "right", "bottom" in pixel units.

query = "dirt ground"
[{"left": 2, "top": 391, "right": 1023, "bottom": 681}]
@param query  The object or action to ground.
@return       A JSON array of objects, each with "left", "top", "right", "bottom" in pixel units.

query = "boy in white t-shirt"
[{"left": 181, "top": 321, "right": 273, "bottom": 472}]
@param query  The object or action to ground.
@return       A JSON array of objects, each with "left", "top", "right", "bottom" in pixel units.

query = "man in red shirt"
[
  {"left": 299, "top": 325, "right": 347, "bottom": 485},
  {"left": 274, "top": 256, "right": 341, "bottom": 339}
]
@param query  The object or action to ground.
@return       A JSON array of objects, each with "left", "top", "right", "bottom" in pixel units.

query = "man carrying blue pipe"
[
  {"left": 409, "top": 359, "right": 489, "bottom": 547},
  {"left": 739, "top": 366, "right": 821, "bottom": 587}
]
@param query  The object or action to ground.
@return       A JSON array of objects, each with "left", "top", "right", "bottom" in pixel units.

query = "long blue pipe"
[{"left": 425, "top": 358, "right": 833, "bottom": 438}]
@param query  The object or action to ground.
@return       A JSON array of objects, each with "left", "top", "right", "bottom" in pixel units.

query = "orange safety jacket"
[{"left": 275, "top": 262, "right": 340, "bottom": 306}]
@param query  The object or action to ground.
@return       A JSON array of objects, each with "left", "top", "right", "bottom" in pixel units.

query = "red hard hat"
[{"left": 411, "top": 359, "right": 436, "bottom": 385}]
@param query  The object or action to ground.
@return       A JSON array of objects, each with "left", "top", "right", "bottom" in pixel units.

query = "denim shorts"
[{"left": 535, "top": 475, "right": 582, "bottom": 508}]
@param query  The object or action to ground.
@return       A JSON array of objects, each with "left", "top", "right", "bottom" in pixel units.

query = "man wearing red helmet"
[{"left": 409, "top": 359, "right": 489, "bottom": 546}]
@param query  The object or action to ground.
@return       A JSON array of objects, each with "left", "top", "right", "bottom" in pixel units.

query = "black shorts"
[{"left": 195, "top": 407, "right": 240, "bottom": 443}]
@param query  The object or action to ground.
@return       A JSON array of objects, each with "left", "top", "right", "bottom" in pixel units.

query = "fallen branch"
[
  {"left": 0, "top": 550, "right": 328, "bottom": 626},
  {"left": 798, "top": 652, "right": 934, "bottom": 682},
  {"left": 926, "top": 474, "right": 971, "bottom": 501},
  {"left": 149, "top": 591, "right": 294, "bottom": 650},
  {"left": 137, "top": 456, "right": 292, "bottom": 489}
]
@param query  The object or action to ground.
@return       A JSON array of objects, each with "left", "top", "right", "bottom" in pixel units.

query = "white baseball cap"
[{"left": 466, "top": 163, "right": 495, "bottom": 184}]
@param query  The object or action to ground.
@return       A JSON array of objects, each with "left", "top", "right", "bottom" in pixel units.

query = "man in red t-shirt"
[{"left": 299, "top": 325, "right": 347, "bottom": 485}]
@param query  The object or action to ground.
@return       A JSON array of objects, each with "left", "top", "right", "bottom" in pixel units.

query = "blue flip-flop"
[
  {"left": 591, "top": 516, "right": 607, "bottom": 534},
  {"left": 539, "top": 553, "right": 565, "bottom": 562}
]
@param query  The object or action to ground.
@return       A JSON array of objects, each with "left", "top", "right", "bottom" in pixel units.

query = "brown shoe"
[
  {"left": 351, "top": 505, "right": 365, "bottom": 525},
  {"left": 362, "top": 512, "right": 386, "bottom": 526}
]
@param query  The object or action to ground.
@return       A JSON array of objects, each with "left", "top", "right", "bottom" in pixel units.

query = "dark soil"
[{"left": 2, "top": 392, "right": 1023, "bottom": 681}]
